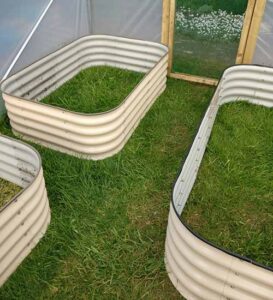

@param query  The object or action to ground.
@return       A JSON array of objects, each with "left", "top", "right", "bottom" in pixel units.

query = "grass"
[
  {"left": 182, "top": 102, "right": 273, "bottom": 268},
  {"left": 0, "top": 77, "right": 213, "bottom": 299},
  {"left": 0, "top": 178, "right": 21, "bottom": 208},
  {"left": 177, "top": 0, "right": 248, "bottom": 14},
  {"left": 41, "top": 66, "right": 144, "bottom": 113}
]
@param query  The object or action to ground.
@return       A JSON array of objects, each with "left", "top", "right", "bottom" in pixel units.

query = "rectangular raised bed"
[{"left": 1, "top": 35, "right": 168, "bottom": 160}]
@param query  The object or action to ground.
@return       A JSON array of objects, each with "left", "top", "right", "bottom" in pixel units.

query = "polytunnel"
[{"left": 0, "top": 0, "right": 273, "bottom": 299}]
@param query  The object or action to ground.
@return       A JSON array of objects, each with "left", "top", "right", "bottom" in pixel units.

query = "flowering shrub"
[{"left": 176, "top": 7, "right": 244, "bottom": 41}]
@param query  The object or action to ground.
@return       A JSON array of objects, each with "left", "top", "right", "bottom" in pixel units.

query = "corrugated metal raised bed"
[
  {"left": 1, "top": 35, "right": 168, "bottom": 160},
  {"left": 165, "top": 65, "right": 273, "bottom": 300},
  {"left": 0, "top": 135, "right": 50, "bottom": 287}
]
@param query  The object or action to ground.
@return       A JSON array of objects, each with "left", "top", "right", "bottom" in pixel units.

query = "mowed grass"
[
  {"left": 182, "top": 102, "right": 273, "bottom": 267},
  {"left": 0, "top": 77, "right": 213, "bottom": 299},
  {"left": 42, "top": 66, "right": 144, "bottom": 113},
  {"left": 0, "top": 178, "right": 21, "bottom": 208}
]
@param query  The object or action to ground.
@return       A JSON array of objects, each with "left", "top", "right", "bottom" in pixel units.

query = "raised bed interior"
[
  {"left": 182, "top": 101, "right": 273, "bottom": 268},
  {"left": 1, "top": 35, "right": 168, "bottom": 160}
]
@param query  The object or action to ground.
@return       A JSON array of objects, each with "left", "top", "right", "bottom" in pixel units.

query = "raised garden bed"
[
  {"left": 0, "top": 135, "right": 50, "bottom": 287},
  {"left": 165, "top": 65, "right": 273, "bottom": 300},
  {"left": 1, "top": 35, "right": 168, "bottom": 160}
]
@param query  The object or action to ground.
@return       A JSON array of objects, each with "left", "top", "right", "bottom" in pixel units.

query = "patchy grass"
[
  {"left": 42, "top": 66, "right": 144, "bottom": 113},
  {"left": 0, "top": 178, "right": 21, "bottom": 208},
  {"left": 182, "top": 102, "right": 273, "bottom": 268},
  {"left": 0, "top": 77, "right": 213, "bottom": 299}
]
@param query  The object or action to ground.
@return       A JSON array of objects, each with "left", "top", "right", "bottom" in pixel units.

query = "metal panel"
[
  {"left": 1, "top": 35, "right": 168, "bottom": 160},
  {"left": 165, "top": 65, "right": 273, "bottom": 300},
  {"left": 0, "top": 135, "right": 50, "bottom": 287}
]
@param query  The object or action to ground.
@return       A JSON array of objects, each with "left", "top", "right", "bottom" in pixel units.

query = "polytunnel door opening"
[{"left": 173, "top": 0, "right": 249, "bottom": 79}]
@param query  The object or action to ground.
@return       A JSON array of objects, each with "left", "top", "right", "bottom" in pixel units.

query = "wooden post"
[
  {"left": 243, "top": 0, "right": 267, "bottom": 63},
  {"left": 161, "top": 0, "right": 170, "bottom": 45},
  {"left": 236, "top": 0, "right": 257, "bottom": 64},
  {"left": 167, "top": 0, "right": 176, "bottom": 75}
]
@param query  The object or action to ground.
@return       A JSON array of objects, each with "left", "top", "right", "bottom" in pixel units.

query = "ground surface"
[
  {"left": 0, "top": 77, "right": 212, "bottom": 299},
  {"left": 183, "top": 102, "right": 273, "bottom": 267},
  {"left": 42, "top": 66, "right": 144, "bottom": 113},
  {"left": 0, "top": 178, "right": 21, "bottom": 208}
]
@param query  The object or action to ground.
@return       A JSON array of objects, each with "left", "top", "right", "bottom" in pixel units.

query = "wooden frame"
[
  {"left": 161, "top": 0, "right": 264, "bottom": 86},
  {"left": 236, "top": 0, "right": 257, "bottom": 64},
  {"left": 241, "top": 0, "right": 267, "bottom": 63}
]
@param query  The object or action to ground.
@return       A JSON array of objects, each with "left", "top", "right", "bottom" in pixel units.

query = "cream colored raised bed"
[
  {"left": 165, "top": 65, "right": 273, "bottom": 300},
  {"left": 1, "top": 35, "right": 168, "bottom": 160},
  {"left": 0, "top": 135, "right": 50, "bottom": 287}
]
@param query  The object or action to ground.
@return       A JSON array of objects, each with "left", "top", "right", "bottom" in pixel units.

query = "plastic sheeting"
[
  {"left": 0, "top": 0, "right": 50, "bottom": 115},
  {"left": 0, "top": 0, "right": 163, "bottom": 116},
  {"left": 91, "top": 0, "right": 162, "bottom": 42},
  {"left": 253, "top": 0, "right": 273, "bottom": 67}
]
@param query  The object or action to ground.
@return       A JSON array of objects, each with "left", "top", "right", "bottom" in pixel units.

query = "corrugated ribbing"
[
  {"left": 165, "top": 65, "right": 273, "bottom": 300},
  {"left": 0, "top": 135, "right": 50, "bottom": 287}
]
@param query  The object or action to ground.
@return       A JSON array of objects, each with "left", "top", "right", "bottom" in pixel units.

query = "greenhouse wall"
[
  {"left": 0, "top": 0, "right": 163, "bottom": 118},
  {"left": 253, "top": 0, "right": 273, "bottom": 67}
]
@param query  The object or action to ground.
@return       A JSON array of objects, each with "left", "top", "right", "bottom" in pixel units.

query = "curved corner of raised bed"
[
  {"left": 1, "top": 35, "right": 169, "bottom": 160},
  {"left": 0, "top": 135, "right": 50, "bottom": 287},
  {"left": 165, "top": 65, "right": 273, "bottom": 300}
]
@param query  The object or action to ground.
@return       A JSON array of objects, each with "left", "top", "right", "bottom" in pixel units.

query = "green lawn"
[
  {"left": 0, "top": 178, "right": 21, "bottom": 208},
  {"left": 173, "top": 33, "right": 237, "bottom": 78},
  {"left": 42, "top": 66, "right": 144, "bottom": 113},
  {"left": 1, "top": 68, "right": 272, "bottom": 298},
  {"left": 182, "top": 102, "right": 273, "bottom": 268},
  {"left": 173, "top": 0, "right": 248, "bottom": 78},
  {"left": 0, "top": 76, "right": 212, "bottom": 299}
]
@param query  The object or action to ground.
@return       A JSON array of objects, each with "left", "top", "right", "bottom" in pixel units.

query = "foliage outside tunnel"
[{"left": 174, "top": 0, "right": 248, "bottom": 78}]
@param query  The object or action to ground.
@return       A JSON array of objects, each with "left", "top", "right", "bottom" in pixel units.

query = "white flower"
[{"left": 176, "top": 7, "right": 244, "bottom": 41}]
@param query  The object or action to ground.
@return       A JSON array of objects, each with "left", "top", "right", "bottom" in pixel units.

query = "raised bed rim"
[{"left": 0, "top": 35, "right": 168, "bottom": 116}]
